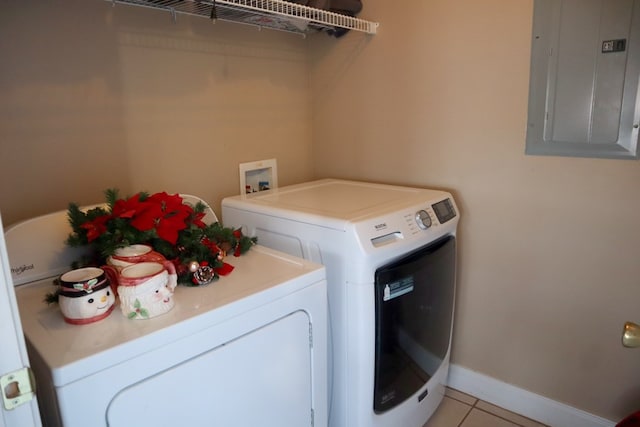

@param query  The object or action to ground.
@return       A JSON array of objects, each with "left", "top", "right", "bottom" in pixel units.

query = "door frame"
[{"left": 0, "top": 213, "right": 42, "bottom": 427}]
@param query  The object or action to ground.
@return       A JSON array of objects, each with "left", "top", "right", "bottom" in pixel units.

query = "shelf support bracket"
[{"left": 210, "top": 0, "right": 217, "bottom": 21}]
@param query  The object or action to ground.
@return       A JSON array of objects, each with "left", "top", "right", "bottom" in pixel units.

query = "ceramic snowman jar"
[{"left": 58, "top": 267, "right": 116, "bottom": 325}]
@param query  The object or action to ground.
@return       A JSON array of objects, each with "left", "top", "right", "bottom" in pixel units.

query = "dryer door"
[
  {"left": 106, "top": 311, "right": 313, "bottom": 426},
  {"left": 373, "top": 235, "right": 456, "bottom": 413}
]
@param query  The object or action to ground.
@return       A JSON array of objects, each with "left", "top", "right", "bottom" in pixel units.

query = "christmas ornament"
[
  {"left": 188, "top": 261, "right": 200, "bottom": 273},
  {"left": 193, "top": 265, "right": 215, "bottom": 286}
]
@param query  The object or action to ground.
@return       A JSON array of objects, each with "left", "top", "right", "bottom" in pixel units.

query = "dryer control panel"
[
  {"left": 366, "top": 197, "right": 458, "bottom": 251},
  {"left": 414, "top": 198, "right": 457, "bottom": 230}
]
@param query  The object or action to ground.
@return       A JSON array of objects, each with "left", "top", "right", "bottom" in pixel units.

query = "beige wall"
[
  {"left": 1, "top": 0, "right": 639, "bottom": 423},
  {"left": 310, "top": 0, "right": 640, "bottom": 422},
  {"left": 0, "top": 0, "right": 314, "bottom": 227}
]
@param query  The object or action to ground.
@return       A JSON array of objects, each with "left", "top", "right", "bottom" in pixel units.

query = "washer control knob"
[{"left": 415, "top": 210, "right": 432, "bottom": 230}]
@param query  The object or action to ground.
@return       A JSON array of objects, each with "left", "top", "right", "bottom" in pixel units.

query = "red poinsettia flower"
[
  {"left": 215, "top": 262, "right": 234, "bottom": 276},
  {"left": 129, "top": 203, "right": 157, "bottom": 232},
  {"left": 112, "top": 193, "right": 148, "bottom": 219},
  {"left": 130, "top": 192, "right": 193, "bottom": 244},
  {"left": 80, "top": 214, "right": 111, "bottom": 242},
  {"left": 192, "top": 211, "right": 207, "bottom": 229},
  {"left": 201, "top": 237, "right": 220, "bottom": 254}
]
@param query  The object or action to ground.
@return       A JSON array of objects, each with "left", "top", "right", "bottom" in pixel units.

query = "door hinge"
[{"left": 1, "top": 367, "right": 36, "bottom": 410}]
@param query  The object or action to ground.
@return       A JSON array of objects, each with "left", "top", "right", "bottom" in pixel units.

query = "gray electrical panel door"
[{"left": 526, "top": 0, "right": 640, "bottom": 159}]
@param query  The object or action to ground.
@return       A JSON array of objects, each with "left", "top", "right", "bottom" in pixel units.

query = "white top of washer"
[{"left": 222, "top": 179, "right": 455, "bottom": 231}]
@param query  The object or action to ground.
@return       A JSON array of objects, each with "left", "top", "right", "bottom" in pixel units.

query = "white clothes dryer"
[
  {"left": 5, "top": 206, "right": 327, "bottom": 427},
  {"left": 222, "top": 179, "right": 459, "bottom": 427}
]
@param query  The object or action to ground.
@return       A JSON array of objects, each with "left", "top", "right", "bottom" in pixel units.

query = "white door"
[{"left": 0, "top": 214, "right": 42, "bottom": 427}]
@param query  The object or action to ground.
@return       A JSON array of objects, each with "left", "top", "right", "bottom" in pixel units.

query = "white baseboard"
[{"left": 447, "top": 364, "right": 616, "bottom": 427}]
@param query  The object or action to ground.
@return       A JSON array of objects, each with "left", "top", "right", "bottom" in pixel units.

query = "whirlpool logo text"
[{"left": 11, "top": 264, "right": 34, "bottom": 275}]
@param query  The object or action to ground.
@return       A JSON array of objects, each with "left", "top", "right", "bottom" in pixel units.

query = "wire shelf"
[{"left": 109, "top": 0, "right": 379, "bottom": 36}]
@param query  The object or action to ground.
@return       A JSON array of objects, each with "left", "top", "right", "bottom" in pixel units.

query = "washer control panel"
[
  {"left": 362, "top": 195, "right": 459, "bottom": 250},
  {"left": 415, "top": 210, "right": 432, "bottom": 229},
  {"left": 412, "top": 198, "right": 456, "bottom": 231}
]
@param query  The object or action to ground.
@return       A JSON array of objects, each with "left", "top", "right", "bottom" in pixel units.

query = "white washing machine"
[
  {"left": 5, "top": 207, "right": 328, "bottom": 427},
  {"left": 222, "top": 179, "right": 460, "bottom": 427}
]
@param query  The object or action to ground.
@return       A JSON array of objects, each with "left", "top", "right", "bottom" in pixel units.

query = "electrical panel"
[{"left": 526, "top": 0, "right": 640, "bottom": 159}]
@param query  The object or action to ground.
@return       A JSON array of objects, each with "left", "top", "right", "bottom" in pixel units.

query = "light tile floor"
[{"left": 423, "top": 388, "right": 550, "bottom": 427}]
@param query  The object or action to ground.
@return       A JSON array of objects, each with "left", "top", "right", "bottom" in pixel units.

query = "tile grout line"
[
  {"left": 457, "top": 408, "right": 472, "bottom": 427},
  {"left": 448, "top": 394, "right": 546, "bottom": 427},
  {"left": 444, "top": 393, "right": 477, "bottom": 407},
  {"left": 446, "top": 389, "right": 552, "bottom": 427},
  {"left": 453, "top": 396, "right": 477, "bottom": 427},
  {"left": 474, "top": 399, "right": 550, "bottom": 427},
  {"left": 474, "top": 406, "right": 529, "bottom": 427},
  {"left": 447, "top": 395, "right": 548, "bottom": 427}
]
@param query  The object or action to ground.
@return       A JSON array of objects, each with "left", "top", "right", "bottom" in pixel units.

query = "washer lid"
[
  {"left": 254, "top": 180, "right": 420, "bottom": 216},
  {"left": 224, "top": 179, "right": 453, "bottom": 230}
]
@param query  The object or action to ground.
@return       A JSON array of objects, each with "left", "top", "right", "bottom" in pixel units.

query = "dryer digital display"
[{"left": 432, "top": 198, "right": 457, "bottom": 224}]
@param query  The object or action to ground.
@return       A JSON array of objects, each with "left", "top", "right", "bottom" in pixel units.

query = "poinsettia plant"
[{"left": 66, "top": 189, "right": 256, "bottom": 286}]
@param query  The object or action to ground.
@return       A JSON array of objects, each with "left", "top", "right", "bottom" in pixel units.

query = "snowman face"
[
  {"left": 59, "top": 286, "right": 116, "bottom": 325},
  {"left": 117, "top": 269, "right": 175, "bottom": 319},
  {"left": 139, "top": 279, "right": 173, "bottom": 311}
]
